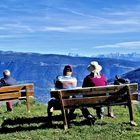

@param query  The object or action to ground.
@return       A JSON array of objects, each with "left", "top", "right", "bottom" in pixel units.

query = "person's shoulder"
[
  {"left": 0, "top": 78, "right": 6, "bottom": 87},
  {"left": 55, "top": 75, "right": 63, "bottom": 80},
  {"left": 70, "top": 76, "right": 77, "bottom": 80},
  {"left": 84, "top": 74, "right": 91, "bottom": 79},
  {"left": 0, "top": 77, "right": 4, "bottom": 81}
]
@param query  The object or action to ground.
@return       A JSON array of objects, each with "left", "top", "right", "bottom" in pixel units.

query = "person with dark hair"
[
  {"left": 55, "top": 65, "right": 77, "bottom": 89},
  {"left": 47, "top": 65, "right": 77, "bottom": 123},
  {"left": 0, "top": 69, "right": 17, "bottom": 112}
]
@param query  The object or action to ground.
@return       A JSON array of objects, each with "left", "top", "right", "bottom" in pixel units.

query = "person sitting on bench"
[
  {"left": 82, "top": 61, "right": 115, "bottom": 119},
  {"left": 48, "top": 65, "right": 77, "bottom": 122},
  {"left": 0, "top": 69, "right": 17, "bottom": 112}
]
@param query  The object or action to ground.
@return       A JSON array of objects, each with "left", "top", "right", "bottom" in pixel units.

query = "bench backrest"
[
  {"left": 0, "top": 83, "right": 34, "bottom": 102},
  {"left": 51, "top": 83, "right": 138, "bottom": 109}
]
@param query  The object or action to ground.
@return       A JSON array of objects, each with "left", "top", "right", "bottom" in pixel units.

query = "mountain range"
[
  {"left": 96, "top": 52, "right": 140, "bottom": 61},
  {"left": 0, "top": 51, "right": 139, "bottom": 103}
]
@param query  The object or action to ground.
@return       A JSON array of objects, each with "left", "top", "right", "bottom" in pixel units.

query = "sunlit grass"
[{"left": 0, "top": 99, "right": 140, "bottom": 140}]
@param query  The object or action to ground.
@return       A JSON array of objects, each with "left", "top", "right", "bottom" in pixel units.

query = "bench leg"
[
  {"left": 127, "top": 102, "right": 137, "bottom": 126},
  {"left": 47, "top": 99, "right": 61, "bottom": 125},
  {"left": 61, "top": 109, "right": 68, "bottom": 130},
  {"left": 26, "top": 96, "right": 30, "bottom": 113},
  {"left": 107, "top": 106, "right": 115, "bottom": 118},
  {"left": 47, "top": 110, "right": 53, "bottom": 125},
  {"left": 127, "top": 86, "right": 137, "bottom": 126},
  {"left": 128, "top": 103, "right": 133, "bottom": 122},
  {"left": 26, "top": 87, "right": 31, "bottom": 113},
  {"left": 47, "top": 102, "right": 53, "bottom": 125}
]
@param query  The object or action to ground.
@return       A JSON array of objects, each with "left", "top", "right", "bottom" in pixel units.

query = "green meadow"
[{"left": 0, "top": 99, "right": 140, "bottom": 140}]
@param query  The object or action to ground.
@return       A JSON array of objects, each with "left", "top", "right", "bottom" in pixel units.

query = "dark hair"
[{"left": 63, "top": 65, "right": 72, "bottom": 76}]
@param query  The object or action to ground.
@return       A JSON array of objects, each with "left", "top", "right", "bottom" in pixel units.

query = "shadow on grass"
[
  {"left": 0, "top": 115, "right": 64, "bottom": 134},
  {"left": 70, "top": 119, "right": 108, "bottom": 127},
  {"left": 0, "top": 114, "right": 111, "bottom": 133}
]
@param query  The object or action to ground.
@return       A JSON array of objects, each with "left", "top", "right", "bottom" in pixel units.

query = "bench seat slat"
[
  {"left": 0, "top": 92, "right": 21, "bottom": 99},
  {"left": 51, "top": 83, "right": 138, "bottom": 98},
  {"left": 62, "top": 93, "right": 138, "bottom": 108},
  {"left": 0, "top": 84, "right": 34, "bottom": 93},
  {"left": 64, "top": 102, "right": 129, "bottom": 110},
  {"left": 0, "top": 83, "right": 34, "bottom": 112},
  {"left": 62, "top": 96, "right": 127, "bottom": 106}
]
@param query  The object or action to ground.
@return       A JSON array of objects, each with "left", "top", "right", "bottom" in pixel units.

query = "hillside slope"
[
  {"left": 122, "top": 68, "right": 140, "bottom": 90},
  {"left": 0, "top": 51, "right": 139, "bottom": 103}
]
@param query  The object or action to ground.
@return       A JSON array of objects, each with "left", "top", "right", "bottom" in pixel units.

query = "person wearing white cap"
[
  {"left": 83, "top": 61, "right": 105, "bottom": 86},
  {"left": 0, "top": 69, "right": 17, "bottom": 112},
  {"left": 82, "top": 61, "right": 114, "bottom": 119}
]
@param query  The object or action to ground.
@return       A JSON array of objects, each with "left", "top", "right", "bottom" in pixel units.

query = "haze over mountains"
[
  {"left": 96, "top": 53, "right": 140, "bottom": 62},
  {"left": 0, "top": 51, "right": 139, "bottom": 103}
]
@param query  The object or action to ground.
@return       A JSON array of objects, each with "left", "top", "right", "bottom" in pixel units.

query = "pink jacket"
[{"left": 82, "top": 73, "right": 107, "bottom": 87}]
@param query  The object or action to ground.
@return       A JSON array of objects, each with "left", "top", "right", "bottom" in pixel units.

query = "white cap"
[
  {"left": 87, "top": 61, "right": 102, "bottom": 72},
  {"left": 3, "top": 69, "right": 11, "bottom": 76}
]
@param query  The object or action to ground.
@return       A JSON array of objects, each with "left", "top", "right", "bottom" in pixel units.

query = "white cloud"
[
  {"left": 95, "top": 41, "right": 140, "bottom": 49},
  {"left": 1, "top": 1, "right": 140, "bottom": 35},
  {"left": 5, "top": 23, "right": 33, "bottom": 32},
  {"left": 0, "top": 35, "right": 21, "bottom": 38},
  {"left": 39, "top": 6, "right": 140, "bottom": 34},
  {"left": 57, "top": 7, "right": 86, "bottom": 17},
  {"left": 41, "top": 26, "right": 88, "bottom": 32},
  {"left": 0, "top": 23, "right": 34, "bottom": 36}
]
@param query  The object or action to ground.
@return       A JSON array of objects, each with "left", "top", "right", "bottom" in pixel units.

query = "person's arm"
[
  {"left": 73, "top": 77, "right": 77, "bottom": 87},
  {"left": 54, "top": 76, "right": 63, "bottom": 89},
  {"left": 0, "top": 78, "right": 6, "bottom": 87},
  {"left": 104, "top": 76, "right": 108, "bottom": 86}
]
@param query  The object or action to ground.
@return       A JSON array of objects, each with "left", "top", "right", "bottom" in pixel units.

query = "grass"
[{"left": 0, "top": 99, "right": 140, "bottom": 140}]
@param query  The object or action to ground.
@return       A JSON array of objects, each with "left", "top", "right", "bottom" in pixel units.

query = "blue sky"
[{"left": 0, "top": 0, "right": 140, "bottom": 56}]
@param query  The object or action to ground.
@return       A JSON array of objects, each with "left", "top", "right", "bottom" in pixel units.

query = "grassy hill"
[{"left": 0, "top": 99, "right": 140, "bottom": 140}]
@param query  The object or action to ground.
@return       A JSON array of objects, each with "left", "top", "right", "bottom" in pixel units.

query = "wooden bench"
[
  {"left": 49, "top": 83, "right": 139, "bottom": 130},
  {"left": 0, "top": 83, "right": 34, "bottom": 112}
]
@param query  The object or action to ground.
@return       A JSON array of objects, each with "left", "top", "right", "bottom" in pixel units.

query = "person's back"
[
  {"left": 0, "top": 70, "right": 17, "bottom": 112},
  {"left": 83, "top": 73, "right": 107, "bottom": 87},
  {"left": 54, "top": 65, "right": 77, "bottom": 89},
  {"left": 0, "top": 75, "right": 16, "bottom": 86},
  {"left": 82, "top": 61, "right": 114, "bottom": 119},
  {"left": 55, "top": 75, "right": 77, "bottom": 89},
  {"left": 48, "top": 65, "right": 77, "bottom": 124}
]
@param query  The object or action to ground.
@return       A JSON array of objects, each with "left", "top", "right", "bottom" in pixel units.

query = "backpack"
[{"left": 114, "top": 75, "right": 130, "bottom": 85}]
